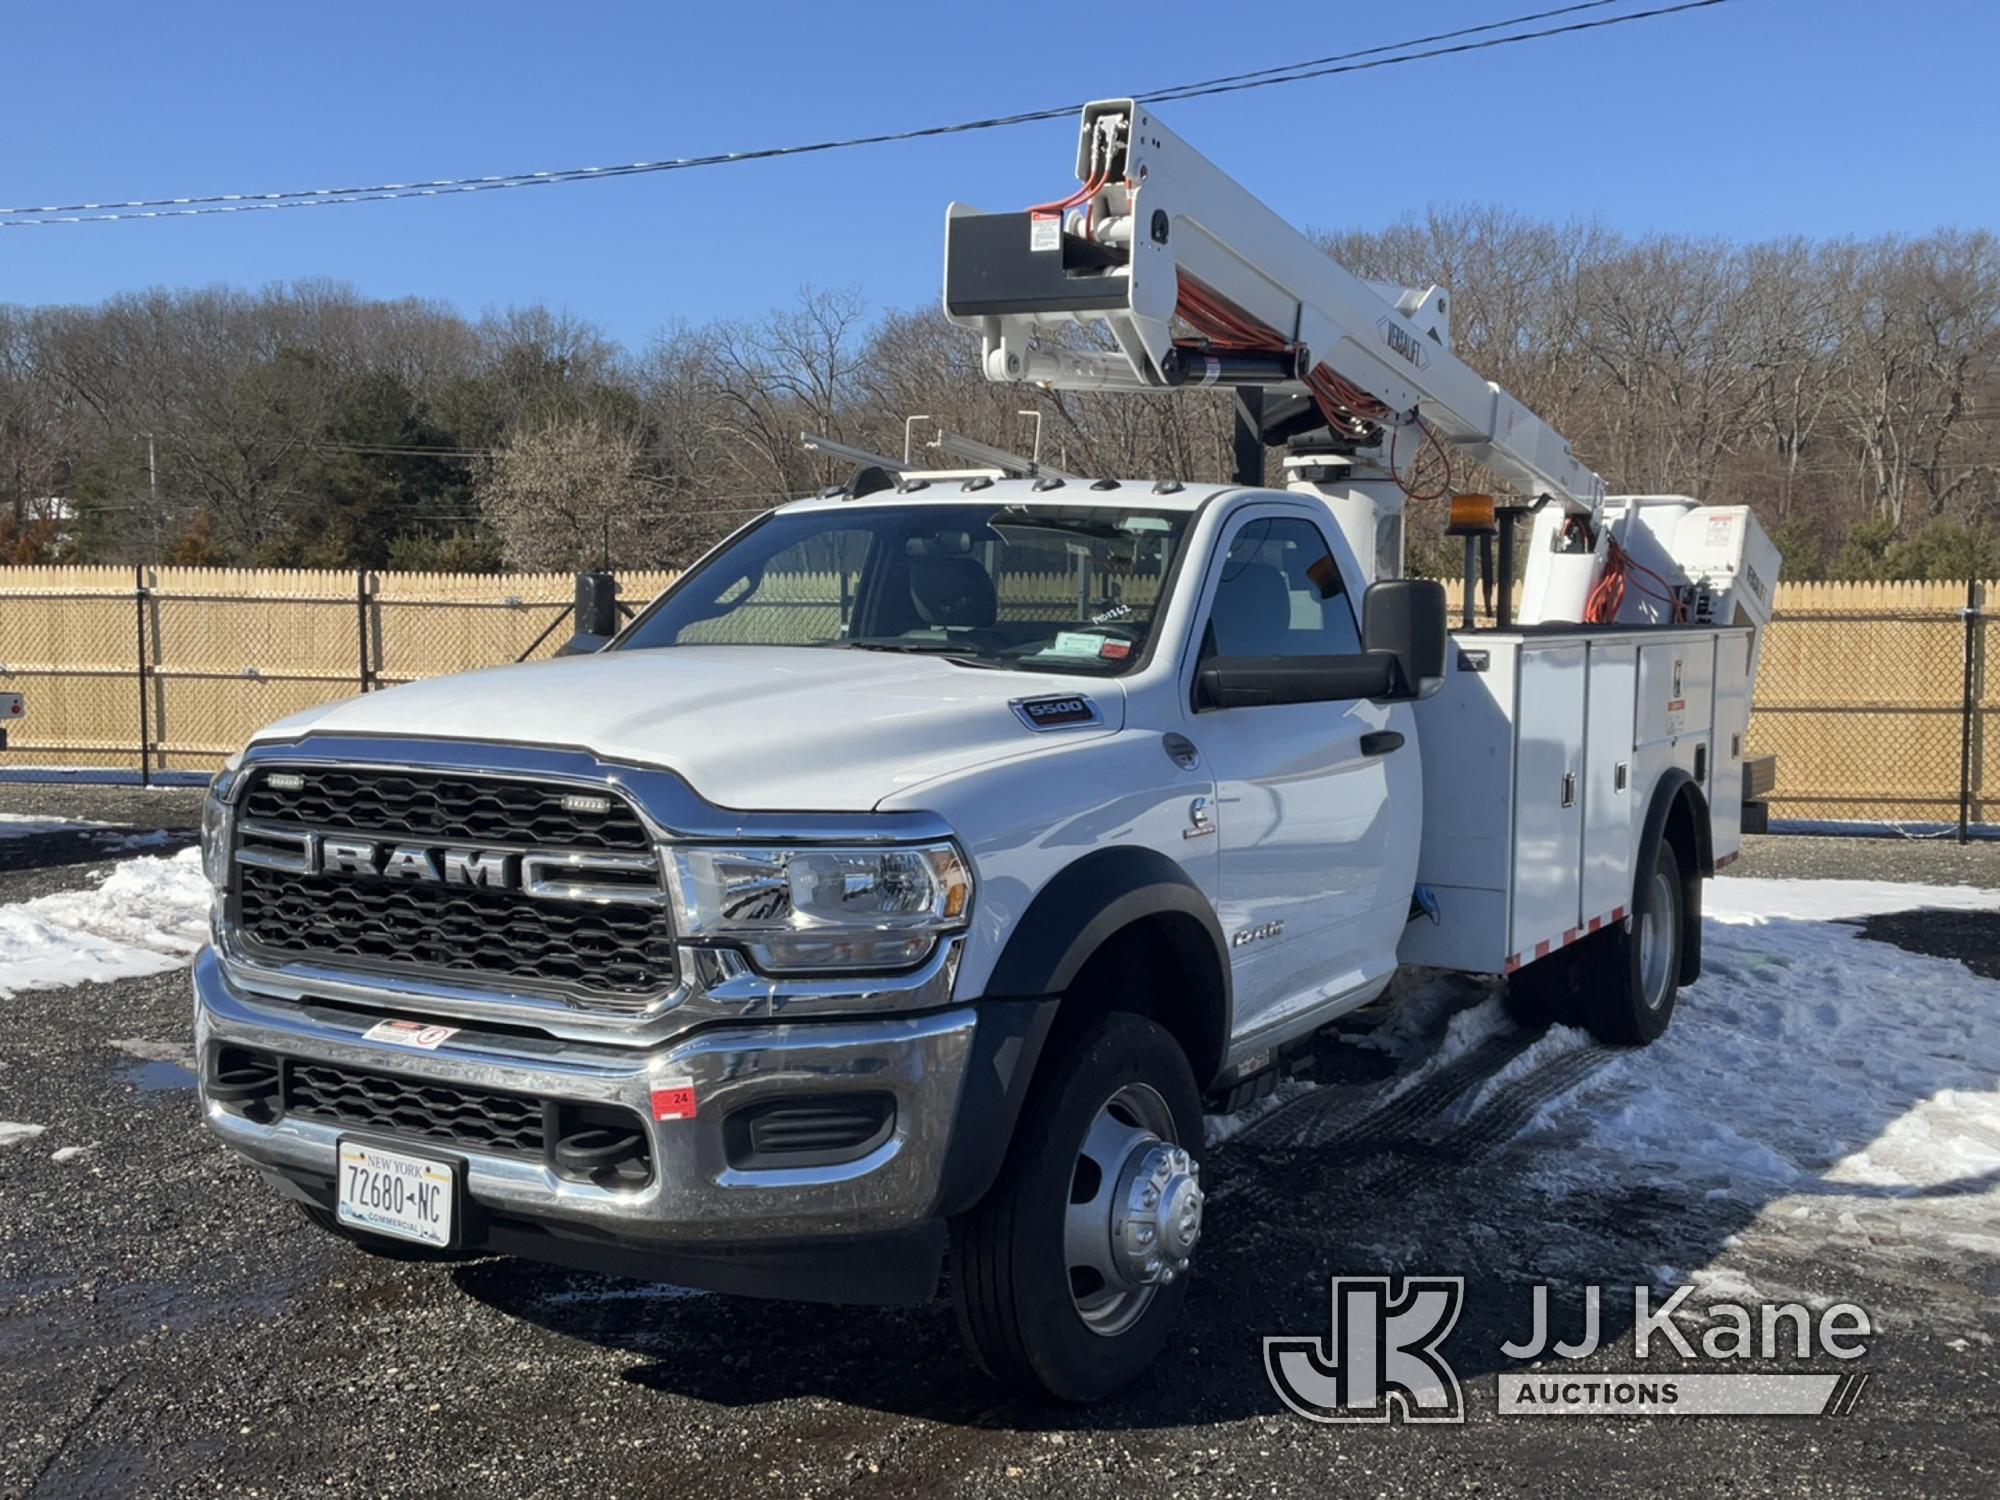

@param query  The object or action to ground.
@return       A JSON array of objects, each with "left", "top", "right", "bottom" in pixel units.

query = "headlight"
[
  {"left": 200, "top": 749, "right": 244, "bottom": 891},
  {"left": 666, "top": 842, "right": 972, "bottom": 974}
]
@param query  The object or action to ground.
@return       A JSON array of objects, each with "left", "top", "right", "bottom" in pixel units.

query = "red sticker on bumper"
[{"left": 650, "top": 1081, "right": 697, "bottom": 1121}]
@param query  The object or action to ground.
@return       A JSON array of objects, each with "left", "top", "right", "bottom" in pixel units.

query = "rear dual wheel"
[
  {"left": 950, "top": 1013, "right": 1205, "bottom": 1402},
  {"left": 1506, "top": 840, "right": 1687, "bottom": 1046}
]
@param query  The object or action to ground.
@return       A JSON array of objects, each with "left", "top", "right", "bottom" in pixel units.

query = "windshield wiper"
[{"left": 838, "top": 638, "right": 1009, "bottom": 669}]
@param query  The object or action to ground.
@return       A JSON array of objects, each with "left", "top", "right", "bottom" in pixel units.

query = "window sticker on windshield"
[{"left": 1048, "top": 631, "right": 1111, "bottom": 657}]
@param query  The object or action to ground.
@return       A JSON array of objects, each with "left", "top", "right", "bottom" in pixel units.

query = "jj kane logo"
[
  {"left": 1265, "top": 1277, "right": 1874, "bottom": 1423},
  {"left": 1264, "top": 1277, "right": 1465, "bottom": 1423}
]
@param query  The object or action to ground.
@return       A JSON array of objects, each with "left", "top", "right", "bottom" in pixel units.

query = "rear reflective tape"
[{"left": 1508, "top": 903, "right": 1630, "bottom": 974}]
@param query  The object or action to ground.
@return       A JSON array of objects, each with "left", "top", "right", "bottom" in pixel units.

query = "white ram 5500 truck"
[{"left": 194, "top": 99, "right": 1778, "bottom": 1401}]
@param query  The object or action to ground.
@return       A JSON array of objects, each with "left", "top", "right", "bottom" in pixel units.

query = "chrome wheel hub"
[
  {"left": 1639, "top": 867, "right": 1675, "bottom": 1009},
  {"left": 1064, "top": 1082, "right": 1203, "bottom": 1337},
  {"left": 1112, "top": 1143, "right": 1204, "bottom": 1286}
]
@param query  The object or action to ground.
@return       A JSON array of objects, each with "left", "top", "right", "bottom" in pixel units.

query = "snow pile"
[
  {"left": 0, "top": 1122, "right": 48, "bottom": 1149},
  {"left": 1516, "top": 877, "right": 2000, "bottom": 1253},
  {"left": 0, "top": 814, "right": 178, "bottom": 851},
  {"left": 1359, "top": 966, "right": 1508, "bottom": 1062},
  {"left": 0, "top": 813, "right": 110, "bottom": 838},
  {"left": 1706, "top": 876, "right": 2000, "bottom": 923},
  {"left": 1204, "top": 1077, "right": 1319, "bottom": 1146},
  {"left": 0, "top": 847, "right": 210, "bottom": 998}
]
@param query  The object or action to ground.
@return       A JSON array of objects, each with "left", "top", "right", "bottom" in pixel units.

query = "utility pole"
[{"left": 145, "top": 433, "right": 160, "bottom": 553}]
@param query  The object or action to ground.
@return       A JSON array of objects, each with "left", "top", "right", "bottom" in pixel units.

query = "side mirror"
[
  {"left": 1361, "top": 578, "right": 1448, "bottom": 701},
  {"left": 560, "top": 571, "right": 621, "bottom": 656}
]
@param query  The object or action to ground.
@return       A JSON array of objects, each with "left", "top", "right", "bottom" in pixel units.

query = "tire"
[
  {"left": 1503, "top": 943, "right": 1584, "bottom": 1029},
  {"left": 1581, "top": 839, "right": 1686, "bottom": 1046},
  {"left": 298, "top": 1203, "right": 482, "bottom": 1263},
  {"left": 1504, "top": 840, "right": 1688, "bottom": 1046},
  {"left": 949, "top": 1012, "right": 1205, "bottom": 1403}
]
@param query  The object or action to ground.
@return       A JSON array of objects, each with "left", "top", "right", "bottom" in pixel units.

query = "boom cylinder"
[{"left": 1159, "top": 346, "right": 1309, "bottom": 389}]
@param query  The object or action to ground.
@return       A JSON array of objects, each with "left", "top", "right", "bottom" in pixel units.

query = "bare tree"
[
  {"left": 0, "top": 308, "right": 77, "bottom": 526},
  {"left": 4, "top": 217, "right": 1999, "bottom": 578},
  {"left": 688, "top": 288, "right": 875, "bottom": 501},
  {"left": 475, "top": 416, "right": 665, "bottom": 569}
]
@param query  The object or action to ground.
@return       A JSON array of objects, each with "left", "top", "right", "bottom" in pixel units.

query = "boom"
[{"left": 942, "top": 98, "right": 1604, "bottom": 522}]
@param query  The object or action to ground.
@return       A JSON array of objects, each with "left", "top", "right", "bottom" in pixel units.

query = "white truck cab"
[{"left": 194, "top": 100, "right": 1776, "bottom": 1402}]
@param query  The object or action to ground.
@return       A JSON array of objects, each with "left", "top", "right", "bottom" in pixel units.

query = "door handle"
[{"left": 1360, "top": 730, "right": 1405, "bottom": 757}]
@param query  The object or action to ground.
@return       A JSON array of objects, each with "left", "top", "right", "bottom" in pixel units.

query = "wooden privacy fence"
[
  {"left": 0, "top": 566, "right": 667, "bottom": 775},
  {"left": 1748, "top": 580, "right": 1991, "bottom": 831},
  {"left": 0, "top": 566, "right": 1989, "bottom": 828}
]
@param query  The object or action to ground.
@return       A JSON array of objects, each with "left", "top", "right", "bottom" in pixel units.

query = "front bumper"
[{"left": 194, "top": 946, "right": 1002, "bottom": 1294}]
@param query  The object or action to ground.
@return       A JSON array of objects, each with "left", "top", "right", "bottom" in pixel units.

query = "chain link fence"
[
  {"left": 1746, "top": 581, "right": 1985, "bottom": 831},
  {"left": 0, "top": 566, "right": 1992, "bottom": 832},
  {"left": 0, "top": 567, "right": 667, "bottom": 777}
]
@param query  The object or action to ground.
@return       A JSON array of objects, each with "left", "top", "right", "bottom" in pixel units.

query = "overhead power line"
[{"left": 0, "top": 0, "right": 1731, "bottom": 228}]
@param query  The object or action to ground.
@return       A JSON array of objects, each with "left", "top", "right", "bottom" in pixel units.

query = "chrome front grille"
[{"left": 228, "top": 766, "right": 676, "bottom": 1011}]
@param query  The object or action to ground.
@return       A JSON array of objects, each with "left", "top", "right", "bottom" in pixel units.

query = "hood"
[{"left": 251, "top": 645, "right": 1124, "bottom": 812}]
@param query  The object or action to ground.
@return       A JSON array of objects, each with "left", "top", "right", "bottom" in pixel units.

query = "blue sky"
[{"left": 6, "top": 1, "right": 1995, "bottom": 350}]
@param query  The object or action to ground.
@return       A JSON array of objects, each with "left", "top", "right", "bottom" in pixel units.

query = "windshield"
[{"left": 616, "top": 503, "right": 1191, "bottom": 674}]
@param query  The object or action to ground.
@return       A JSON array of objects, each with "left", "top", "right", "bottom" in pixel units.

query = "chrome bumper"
[{"left": 193, "top": 946, "right": 979, "bottom": 1246}]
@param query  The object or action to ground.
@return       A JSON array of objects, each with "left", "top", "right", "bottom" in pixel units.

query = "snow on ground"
[
  {"left": 0, "top": 1122, "right": 48, "bottom": 1149},
  {"left": 1211, "top": 875, "right": 2000, "bottom": 1306},
  {"left": 1706, "top": 875, "right": 2000, "bottom": 922},
  {"left": 1513, "top": 876, "right": 2000, "bottom": 1277},
  {"left": 0, "top": 847, "right": 210, "bottom": 998},
  {"left": 1362, "top": 966, "right": 1510, "bottom": 1063},
  {"left": 0, "top": 813, "right": 178, "bottom": 851},
  {"left": 1204, "top": 1076, "right": 1318, "bottom": 1146},
  {"left": 0, "top": 814, "right": 110, "bottom": 838},
  {"left": 0, "top": 833, "right": 1992, "bottom": 1289}
]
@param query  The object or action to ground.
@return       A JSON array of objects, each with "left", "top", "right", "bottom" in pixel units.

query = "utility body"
[{"left": 194, "top": 100, "right": 1779, "bottom": 1400}]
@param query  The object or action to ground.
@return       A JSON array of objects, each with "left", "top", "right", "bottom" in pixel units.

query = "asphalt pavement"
[{"left": 1, "top": 791, "right": 1995, "bottom": 1498}]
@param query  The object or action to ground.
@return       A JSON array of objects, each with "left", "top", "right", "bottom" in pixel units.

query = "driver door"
[{"left": 1183, "top": 507, "right": 1420, "bottom": 1044}]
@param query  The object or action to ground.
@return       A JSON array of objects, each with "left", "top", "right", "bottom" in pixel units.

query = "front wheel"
[{"left": 949, "top": 1012, "right": 1205, "bottom": 1402}]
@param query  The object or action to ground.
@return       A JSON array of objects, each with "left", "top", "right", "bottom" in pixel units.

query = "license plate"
[{"left": 335, "top": 1139, "right": 456, "bottom": 1248}]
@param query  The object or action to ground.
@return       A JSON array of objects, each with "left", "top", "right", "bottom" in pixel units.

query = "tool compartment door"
[
  {"left": 1510, "top": 643, "right": 1586, "bottom": 957},
  {"left": 1581, "top": 642, "right": 1639, "bottom": 922},
  {"left": 1400, "top": 637, "right": 1519, "bottom": 973},
  {"left": 1710, "top": 631, "right": 1750, "bottom": 863},
  {"left": 1636, "top": 637, "right": 1715, "bottom": 819}
]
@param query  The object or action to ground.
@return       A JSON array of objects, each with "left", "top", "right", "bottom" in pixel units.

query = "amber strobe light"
[{"left": 1446, "top": 493, "right": 1497, "bottom": 536}]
